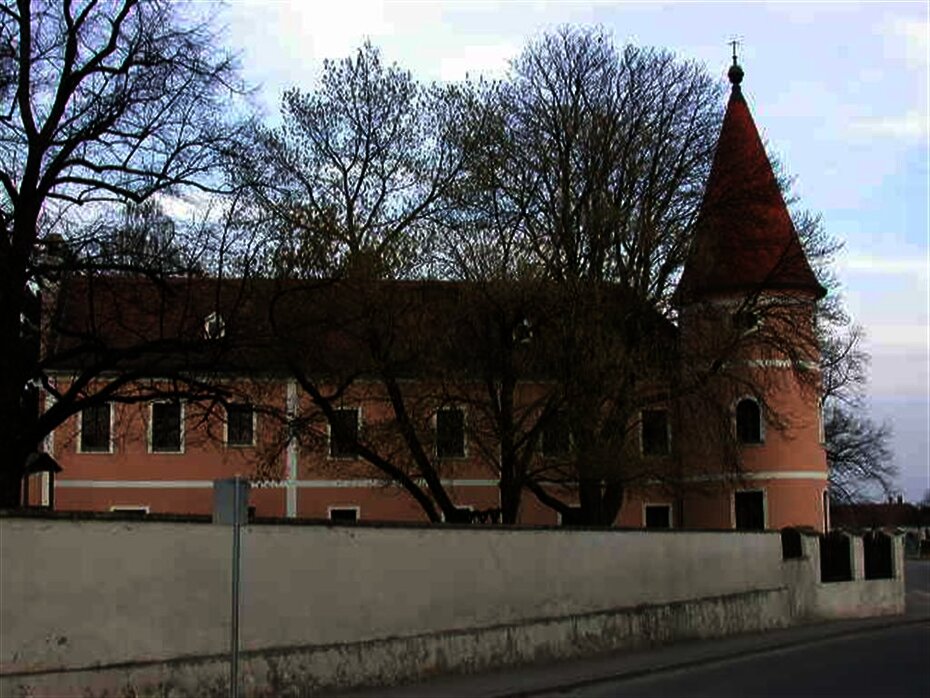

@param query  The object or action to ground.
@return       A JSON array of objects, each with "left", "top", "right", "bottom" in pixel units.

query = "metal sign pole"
[{"left": 231, "top": 475, "right": 241, "bottom": 698}]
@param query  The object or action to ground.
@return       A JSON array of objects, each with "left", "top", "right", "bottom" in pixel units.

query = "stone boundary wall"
[{"left": 0, "top": 516, "right": 903, "bottom": 697}]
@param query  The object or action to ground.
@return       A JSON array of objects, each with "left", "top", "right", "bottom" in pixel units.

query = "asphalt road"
[{"left": 534, "top": 621, "right": 930, "bottom": 698}]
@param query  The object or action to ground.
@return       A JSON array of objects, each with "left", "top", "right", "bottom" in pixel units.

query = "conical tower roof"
[{"left": 676, "top": 61, "right": 826, "bottom": 304}]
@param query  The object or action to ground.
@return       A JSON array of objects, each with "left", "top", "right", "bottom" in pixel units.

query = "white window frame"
[
  {"left": 555, "top": 504, "right": 582, "bottom": 526},
  {"left": 327, "top": 505, "right": 360, "bottom": 522},
  {"left": 203, "top": 311, "right": 225, "bottom": 339},
  {"left": 327, "top": 407, "right": 361, "bottom": 460},
  {"left": 76, "top": 402, "right": 114, "bottom": 454},
  {"left": 148, "top": 401, "right": 186, "bottom": 454},
  {"left": 818, "top": 398, "right": 826, "bottom": 444},
  {"left": 440, "top": 504, "right": 474, "bottom": 523},
  {"left": 731, "top": 488, "right": 768, "bottom": 530},
  {"left": 643, "top": 502, "right": 674, "bottom": 529},
  {"left": 822, "top": 489, "right": 830, "bottom": 533},
  {"left": 109, "top": 505, "right": 150, "bottom": 514},
  {"left": 639, "top": 408, "right": 671, "bottom": 457},
  {"left": 734, "top": 396, "right": 765, "bottom": 445},
  {"left": 224, "top": 403, "right": 257, "bottom": 448},
  {"left": 435, "top": 406, "right": 468, "bottom": 459}
]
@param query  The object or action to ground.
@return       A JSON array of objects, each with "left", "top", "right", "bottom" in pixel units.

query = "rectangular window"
[
  {"left": 734, "top": 490, "right": 766, "bottom": 530},
  {"left": 542, "top": 412, "right": 571, "bottom": 457},
  {"left": 641, "top": 409, "right": 670, "bottom": 456},
  {"left": 80, "top": 403, "right": 111, "bottom": 453},
  {"left": 151, "top": 402, "right": 183, "bottom": 453},
  {"left": 226, "top": 404, "right": 255, "bottom": 447},
  {"left": 436, "top": 408, "right": 466, "bottom": 458},
  {"left": 644, "top": 504, "right": 672, "bottom": 529},
  {"left": 328, "top": 506, "right": 359, "bottom": 522},
  {"left": 329, "top": 408, "right": 359, "bottom": 458}
]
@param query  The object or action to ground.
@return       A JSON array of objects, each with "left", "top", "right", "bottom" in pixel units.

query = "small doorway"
[{"left": 734, "top": 490, "right": 765, "bottom": 530}]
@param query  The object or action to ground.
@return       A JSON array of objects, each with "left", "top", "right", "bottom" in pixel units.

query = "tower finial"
[{"left": 727, "top": 38, "right": 744, "bottom": 88}]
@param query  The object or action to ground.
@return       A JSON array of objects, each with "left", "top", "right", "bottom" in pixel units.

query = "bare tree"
[
  {"left": 440, "top": 28, "right": 727, "bottom": 524},
  {"left": 0, "top": 0, "right": 247, "bottom": 506},
  {"left": 231, "top": 44, "right": 494, "bottom": 522},
  {"left": 234, "top": 41, "right": 478, "bottom": 280},
  {"left": 824, "top": 405, "right": 894, "bottom": 503},
  {"left": 791, "top": 205, "right": 897, "bottom": 502}
]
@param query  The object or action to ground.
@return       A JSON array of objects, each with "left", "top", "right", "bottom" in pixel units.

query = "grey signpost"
[{"left": 213, "top": 477, "right": 250, "bottom": 698}]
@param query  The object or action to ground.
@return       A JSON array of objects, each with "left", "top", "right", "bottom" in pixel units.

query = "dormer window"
[
  {"left": 513, "top": 317, "right": 533, "bottom": 344},
  {"left": 203, "top": 312, "right": 225, "bottom": 339},
  {"left": 736, "top": 397, "right": 763, "bottom": 444}
]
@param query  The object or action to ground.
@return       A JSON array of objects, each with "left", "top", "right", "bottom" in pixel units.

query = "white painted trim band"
[
  {"left": 56, "top": 478, "right": 503, "bottom": 489},
  {"left": 54, "top": 473, "right": 825, "bottom": 491},
  {"left": 684, "top": 470, "right": 827, "bottom": 482}
]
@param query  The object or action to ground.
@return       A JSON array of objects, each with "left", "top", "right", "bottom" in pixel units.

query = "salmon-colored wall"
[{"left": 46, "top": 331, "right": 828, "bottom": 532}]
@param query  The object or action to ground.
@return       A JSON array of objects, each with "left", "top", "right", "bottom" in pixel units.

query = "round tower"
[{"left": 675, "top": 58, "right": 829, "bottom": 532}]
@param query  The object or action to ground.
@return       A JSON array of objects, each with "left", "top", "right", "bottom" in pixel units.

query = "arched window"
[{"left": 736, "top": 398, "right": 763, "bottom": 444}]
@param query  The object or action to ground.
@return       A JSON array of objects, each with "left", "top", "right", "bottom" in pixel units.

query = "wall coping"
[{"left": 0, "top": 508, "right": 783, "bottom": 535}]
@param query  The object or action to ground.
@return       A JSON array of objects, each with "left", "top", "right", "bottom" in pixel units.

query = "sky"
[{"left": 217, "top": 0, "right": 929, "bottom": 501}]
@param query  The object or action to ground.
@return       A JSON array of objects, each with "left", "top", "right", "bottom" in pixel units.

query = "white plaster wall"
[
  {"left": 0, "top": 519, "right": 783, "bottom": 672},
  {"left": 0, "top": 519, "right": 232, "bottom": 670}
]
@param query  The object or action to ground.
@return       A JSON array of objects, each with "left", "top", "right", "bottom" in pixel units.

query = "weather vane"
[
  {"left": 727, "top": 37, "right": 744, "bottom": 87},
  {"left": 729, "top": 38, "right": 741, "bottom": 66}
]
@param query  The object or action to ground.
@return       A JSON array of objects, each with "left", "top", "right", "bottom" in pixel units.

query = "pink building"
[{"left": 29, "top": 63, "right": 829, "bottom": 531}]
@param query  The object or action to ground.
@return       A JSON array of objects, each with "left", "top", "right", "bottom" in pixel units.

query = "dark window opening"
[
  {"left": 641, "top": 409, "right": 670, "bottom": 456},
  {"left": 734, "top": 490, "right": 765, "bottom": 530},
  {"left": 80, "top": 404, "right": 111, "bottom": 452},
  {"left": 151, "top": 402, "right": 182, "bottom": 453},
  {"left": 732, "top": 310, "right": 760, "bottom": 333},
  {"left": 329, "top": 408, "right": 359, "bottom": 458},
  {"left": 781, "top": 527, "right": 804, "bottom": 559},
  {"left": 329, "top": 507, "right": 358, "bottom": 522},
  {"left": 820, "top": 532, "right": 853, "bottom": 582},
  {"left": 542, "top": 413, "right": 571, "bottom": 457},
  {"left": 863, "top": 531, "right": 894, "bottom": 579},
  {"left": 645, "top": 505, "right": 672, "bottom": 529},
  {"left": 436, "top": 408, "right": 465, "bottom": 458},
  {"left": 736, "top": 398, "right": 762, "bottom": 444},
  {"left": 226, "top": 404, "right": 254, "bottom": 446}
]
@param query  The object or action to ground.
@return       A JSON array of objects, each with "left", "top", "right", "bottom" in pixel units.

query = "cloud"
[
  {"left": 439, "top": 43, "right": 518, "bottom": 82},
  {"left": 867, "top": 345, "right": 928, "bottom": 400},
  {"left": 890, "top": 17, "right": 930, "bottom": 70},
  {"left": 865, "top": 325, "right": 929, "bottom": 351},
  {"left": 847, "top": 110, "right": 929, "bottom": 142},
  {"left": 272, "top": 1, "right": 393, "bottom": 61},
  {"left": 842, "top": 15, "right": 929, "bottom": 144},
  {"left": 841, "top": 255, "right": 929, "bottom": 276}
]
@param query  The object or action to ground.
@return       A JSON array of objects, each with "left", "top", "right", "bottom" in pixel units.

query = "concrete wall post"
[{"left": 850, "top": 533, "right": 865, "bottom": 581}]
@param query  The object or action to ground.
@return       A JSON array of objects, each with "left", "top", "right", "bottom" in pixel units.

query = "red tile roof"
[
  {"left": 677, "top": 73, "right": 826, "bottom": 303},
  {"left": 46, "top": 275, "right": 676, "bottom": 379}
]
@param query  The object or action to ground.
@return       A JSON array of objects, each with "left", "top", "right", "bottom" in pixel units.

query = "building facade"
[{"left": 27, "top": 63, "right": 830, "bottom": 531}]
